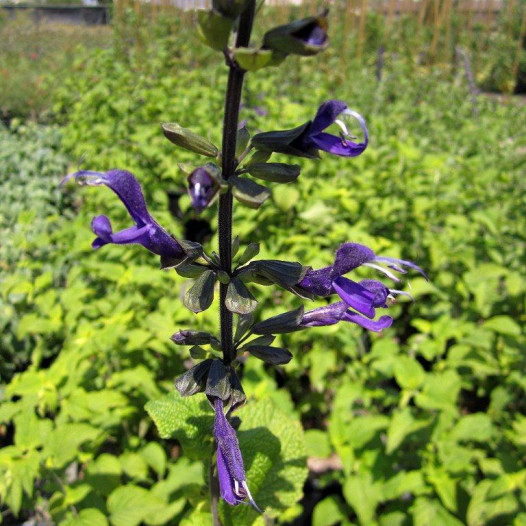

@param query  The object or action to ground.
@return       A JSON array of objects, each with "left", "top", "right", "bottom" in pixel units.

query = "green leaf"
[
  {"left": 183, "top": 270, "right": 216, "bottom": 313},
  {"left": 246, "top": 345, "right": 292, "bottom": 365},
  {"left": 119, "top": 452, "right": 149, "bottom": 481},
  {"left": 426, "top": 466, "right": 458, "bottom": 512},
  {"left": 393, "top": 356, "right": 426, "bottom": 390},
  {"left": 236, "top": 125, "right": 251, "bottom": 158},
  {"left": 244, "top": 163, "right": 300, "bottom": 183},
  {"left": 197, "top": 9, "right": 233, "bottom": 51},
  {"left": 450, "top": 413, "right": 494, "bottom": 443},
  {"left": 161, "top": 123, "right": 219, "bottom": 157},
  {"left": 61, "top": 508, "right": 108, "bottom": 526},
  {"left": 305, "top": 429, "right": 331, "bottom": 458},
  {"left": 225, "top": 278, "right": 258, "bottom": 314},
  {"left": 312, "top": 496, "right": 347, "bottom": 526},
  {"left": 386, "top": 408, "right": 430, "bottom": 454},
  {"left": 237, "top": 242, "right": 260, "bottom": 266},
  {"left": 483, "top": 315, "right": 521, "bottom": 336},
  {"left": 252, "top": 305, "right": 304, "bottom": 334},
  {"left": 107, "top": 485, "right": 164, "bottom": 526},
  {"left": 44, "top": 423, "right": 100, "bottom": 468},
  {"left": 343, "top": 473, "right": 380, "bottom": 525},
  {"left": 231, "top": 176, "right": 271, "bottom": 209},
  {"left": 85, "top": 453, "right": 122, "bottom": 496},
  {"left": 412, "top": 498, "right": 463, "bottom": 526},
  {"left": 233, "top": 47, "right": 273, "bottom": 71},
  {"left": 220, "top": 398, "right": 307, "bottom": 523},
  {"left": 140, "top": 443, "right": 167, "bottom": 478},
  {"left": 175, "top": 359, "right": 213, "bottom": 397},
  {"left": 145, "top": 393, "right": 213, "bottom": 460}
]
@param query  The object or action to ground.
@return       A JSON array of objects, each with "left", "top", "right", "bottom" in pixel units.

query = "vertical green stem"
[{"left": 218, "top": 0, "right": 256, "bottom": 365}]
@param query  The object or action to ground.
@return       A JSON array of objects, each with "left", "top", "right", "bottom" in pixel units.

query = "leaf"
[
  {"left": 426, "top": 466, "right": 458, "bottom": 512},
  {"left": 386, "top": 408, "right": 430, "bottom": 454},
  {"left": 393, "top": 356, "right": 426, "bottom": 390},
  {"left": 107, "top": 485, "right": 164, "bottom": 526},
  {"left": 161, "top": 123, "right": 219, "bottom": 157},
  {"left": 312, "top": 496, "right": 347, "bottom": 526},
  {"left": 145, "top": 393, "right": 213, "bottom": 460},
  {"left": 197, "top": 9, "right": 233, "bottom": 51},
  {"left": 414, "top": 370, "right": 461, "bottom": 414},
  {"left": 85, "top": 453, "right": 122, "bottom": 496},
  {"left": 205, "top": 359, "right": 231, "bottom": 400},
  {"left": 245, "top": 163, "right": 300, "bottom": 183},
  {"left": 450, "top": 413, "right": 494, "bottom": 443},
  {"left": 236, "top": 125, "right": 251, "bottom": 158},
  {"left": 231, "top": 176, "right": 271, "bottom": 209},
  {"left": 44, "top": 423, "right": 100, "bottom": 468},
  {"left": 225, "top": 278, "right": 258, "bottom": 314},
  {"left": 343, "top": 473, "right": 380, "bottom": 525},
  {"left": 233, "top": 47, "right": 273, "bottom": 71},
  {"left": 235, "top": 313, "right": 255, "bottom": 341},
  {"left": 61, "top": 508, "right": 108, "bottom": 526},
  {"left": 220, "top": 398, "right": 307, "bottom": 523},
  {"left": 412, "top": 498, "right": 463, "bottom": 526},
  {"left": 183, "top": 270, "right": 216, "bottom": 313},
  {"left": 247, "top": 345, "right": 292, "bottom": 365},
  {"left": 139, "top": 443, "right": 167, "bottom": 478},
  {"left": 175, "top": 359, "right": 213, "bottom": 397},
  {"left": 237, "top": 242, "right": 260, "bottom": 266},
  {"left": 305, "top": 429, "right": 331, "bottom": 458},
  {"left": 483, "top": 315, "right": 521, "bottom": 336},
  {"left": 252, "top": 305, "right": 304, "bottom": 334}
]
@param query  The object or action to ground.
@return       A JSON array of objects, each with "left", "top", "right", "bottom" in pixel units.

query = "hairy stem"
[{"left": 218, "top": 0, "right": 256, "bottom": 365}]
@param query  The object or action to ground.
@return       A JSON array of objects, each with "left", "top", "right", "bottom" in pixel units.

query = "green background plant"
[{"left": 1, "top": 5, "right": 525, "bottom": 525}]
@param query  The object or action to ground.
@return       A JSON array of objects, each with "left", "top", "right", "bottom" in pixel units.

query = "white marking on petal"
[
  {"left": 363, "top": 263, "right": 401, "bottom": 283},
  {"left": 242, "top": 481, "right": 263, "bottom": 514}
]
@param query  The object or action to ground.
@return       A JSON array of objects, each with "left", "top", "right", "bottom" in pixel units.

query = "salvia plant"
[{"left": 62, "top": 2, "right": 425, "bottom": 522}]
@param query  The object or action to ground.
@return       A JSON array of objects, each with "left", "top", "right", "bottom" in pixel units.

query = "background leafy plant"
[{"left": 0, "top": 5, "right": 525, "bottom": 525}]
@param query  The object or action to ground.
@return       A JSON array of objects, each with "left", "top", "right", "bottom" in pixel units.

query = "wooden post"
[{"left": 356, "top": 0, "right": 368, "bottom": 61}]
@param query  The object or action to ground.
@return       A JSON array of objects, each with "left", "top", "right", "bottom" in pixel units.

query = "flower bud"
[
  {"left": 188, "top": 164, "right": 221, "bottom": 213},
  {"left": 263, "top": 12, "right": 329, "bottom": 57}
]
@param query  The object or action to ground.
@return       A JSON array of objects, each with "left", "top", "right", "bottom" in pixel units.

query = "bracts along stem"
[
  {"left": 213, "top": 3, "right": 257, "bottom": 523},
  {"left": 218, "top": 0, "right": 256, "bottom": 366}
]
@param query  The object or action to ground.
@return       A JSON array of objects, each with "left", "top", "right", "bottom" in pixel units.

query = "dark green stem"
[{"left": 218, "top": 0, "right": 256, "bottom": 365}]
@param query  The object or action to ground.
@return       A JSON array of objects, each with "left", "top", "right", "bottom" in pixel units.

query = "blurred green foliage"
[{"left": 1, "top": 6, "right": 526, "bottom": 526}]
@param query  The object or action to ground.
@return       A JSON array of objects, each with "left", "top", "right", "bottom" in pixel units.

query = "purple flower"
[
  {"left": 298, "top": 243, "right": 426, "bottom": 332},
  {"left": 188, "top": 166, "right": 220, "bottom": 213},
  {"left": 213, "top": 398, "right": 262, "bottom": 513},
  {"left": 300, "top": 100, "right": 368, "bottom": 157},
  {"left": 62, "top": 170, "right": 185, "bottom": 259},
  {"left": 252, "top": 100, "right": 368, "bottom": 159}
]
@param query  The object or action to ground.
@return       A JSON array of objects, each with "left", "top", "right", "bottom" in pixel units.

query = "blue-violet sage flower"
[
  {"left": 298, "top": 243, "right": 427, "bottom": 332},
  {"left": 213, "top": 398, "right": 262, "bottom": 512},
  {"left": 251, "top": 100, "right": 368, "bottom": 159},
  {"left": 188, "top": 165, "right": 221, "bottom": 213},
  {"left": 62, "top": 170, "right": 184, "bottom": 259}
]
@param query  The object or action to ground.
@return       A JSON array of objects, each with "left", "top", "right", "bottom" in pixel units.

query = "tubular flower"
[
  {"left": 62, "top": 170, "right": 185, "bottom": 259},
  {"left": 188, "top": 165, "right": 221, "bottom": 213},
  {"left": 213, "top": 398, "right": 262, "bottom": 512},
  {"left": 297, "top": 243, "right": 426, "bottom": 332},
  {"left": 251, "top": 100, "right": 368, "bottom": 159}
]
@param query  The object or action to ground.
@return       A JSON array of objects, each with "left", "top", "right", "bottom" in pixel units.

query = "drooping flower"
[
  {"left": 262, "top": 12, "right": 329, "bottom": 57},
  {"left": 213, "top": 398, "right": 262, "bottom": 512},
  {"left": 297, "top": 243, "right": 426, "bottom": 332},
  {"left": 251, "top": 100, "right": 368, "bottom": 159},
  {"left": 188, "top": 165, "right": 221, "bottom": 213},
  {"left": 62, "top": 170, "right": 185, "bottom": 259}
]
